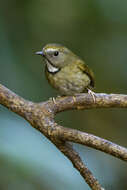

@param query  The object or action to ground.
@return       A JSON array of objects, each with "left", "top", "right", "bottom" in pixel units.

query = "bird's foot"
[
  {"left": 49, "top": 97, "right": 57, "bottom": 104},
  {"left": 72, "top": 96, "right": 77, "bottom": 103},
  {"left": 87, "top": 88, "right": 96, "bottom": 103}
]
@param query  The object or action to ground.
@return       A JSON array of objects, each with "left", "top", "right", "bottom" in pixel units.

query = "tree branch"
[
  {"left": 54, "top": 141, "right": 104, "bottom": 190},
  {"left": 51, "top": 125, "right": 127, "bottom": 161},
  {"left": 0, "top": 84, "right": 127, "bottom": 189}
]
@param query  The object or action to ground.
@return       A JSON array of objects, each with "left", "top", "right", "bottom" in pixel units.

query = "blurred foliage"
[{"left": 0, "top": 0, "right": 127, "bottom": 189}]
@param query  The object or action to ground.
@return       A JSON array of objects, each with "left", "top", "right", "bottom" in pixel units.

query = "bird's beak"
[{"left": 35, "top": 51, "right": 44, "bottom": 56}]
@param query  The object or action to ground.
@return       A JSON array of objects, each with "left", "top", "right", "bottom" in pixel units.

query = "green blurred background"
[{"left": 0, "top": 0, "right": 127, "bottom": 189}]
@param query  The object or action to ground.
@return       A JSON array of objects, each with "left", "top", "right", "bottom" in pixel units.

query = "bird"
[{"left": 35, "top": 43, "right": 95, "bottom": 101}]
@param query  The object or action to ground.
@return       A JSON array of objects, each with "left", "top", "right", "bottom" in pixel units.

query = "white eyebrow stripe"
[{"left": 45, "top": 48, "right": 56, "bottom": 53}]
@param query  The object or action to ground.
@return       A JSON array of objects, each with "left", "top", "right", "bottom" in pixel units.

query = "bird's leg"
[{"left": 87, "top": 88, "right": 96, "bottom": 103}]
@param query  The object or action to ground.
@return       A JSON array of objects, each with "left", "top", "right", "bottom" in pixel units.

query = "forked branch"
[{"left": 0, "top": 83, "right": 127, "bottom": 190}]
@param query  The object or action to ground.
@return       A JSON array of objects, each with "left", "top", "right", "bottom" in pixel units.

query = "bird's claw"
[
  {"left": 49, "top": 97, "right": 57, "bottom": 104},
  {"left": 87, "top": 88, "right": 96, "bottom": 103}
]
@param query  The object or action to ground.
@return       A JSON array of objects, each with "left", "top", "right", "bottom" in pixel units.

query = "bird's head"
[{"left": 35, "top": 43, "right": 77, "bottom": 73}]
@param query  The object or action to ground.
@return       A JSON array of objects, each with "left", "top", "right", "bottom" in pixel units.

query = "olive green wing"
[{"left": 76, "top": 60, "right": 95, "bottom": 88}]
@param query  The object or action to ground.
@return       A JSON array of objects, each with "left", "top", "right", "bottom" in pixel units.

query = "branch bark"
[{"left": 0, "top": 84, "right": 127, "bottom": 190}]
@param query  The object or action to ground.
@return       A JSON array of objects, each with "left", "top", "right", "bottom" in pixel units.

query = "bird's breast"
[{"left": 45, "top": 64, "right": 91, "bottom": 95}]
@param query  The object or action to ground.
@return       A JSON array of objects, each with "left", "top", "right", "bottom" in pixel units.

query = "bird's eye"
[{"left": 54, "top": 51, "right": 59, "bottom": 56}]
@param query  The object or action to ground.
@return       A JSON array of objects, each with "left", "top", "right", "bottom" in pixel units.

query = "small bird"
[{"left": 35, "top": 43, "right": 95, "bottom": 100}]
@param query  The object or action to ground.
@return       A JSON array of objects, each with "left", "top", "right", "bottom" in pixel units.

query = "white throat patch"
[{"left": 46, "top": 60, "right": 59, "bottom": 73}]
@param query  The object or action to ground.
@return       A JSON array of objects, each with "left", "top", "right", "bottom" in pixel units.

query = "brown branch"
[
  {"left": 51, "top": 125, "right": 127, "bottom": 161},
  {"left": 43, "top": 93, "right": 127, "bottom": 113},
  {"left": 54, "top": 142, "right": 104, "bottom": 190},
  {"left": 1, "top": 84, "right": 127, "bottom": 189}
]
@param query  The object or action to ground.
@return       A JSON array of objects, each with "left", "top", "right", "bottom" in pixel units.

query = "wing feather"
[{"left": 76, "top": 60, "right": 95, "bottom": 88}]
